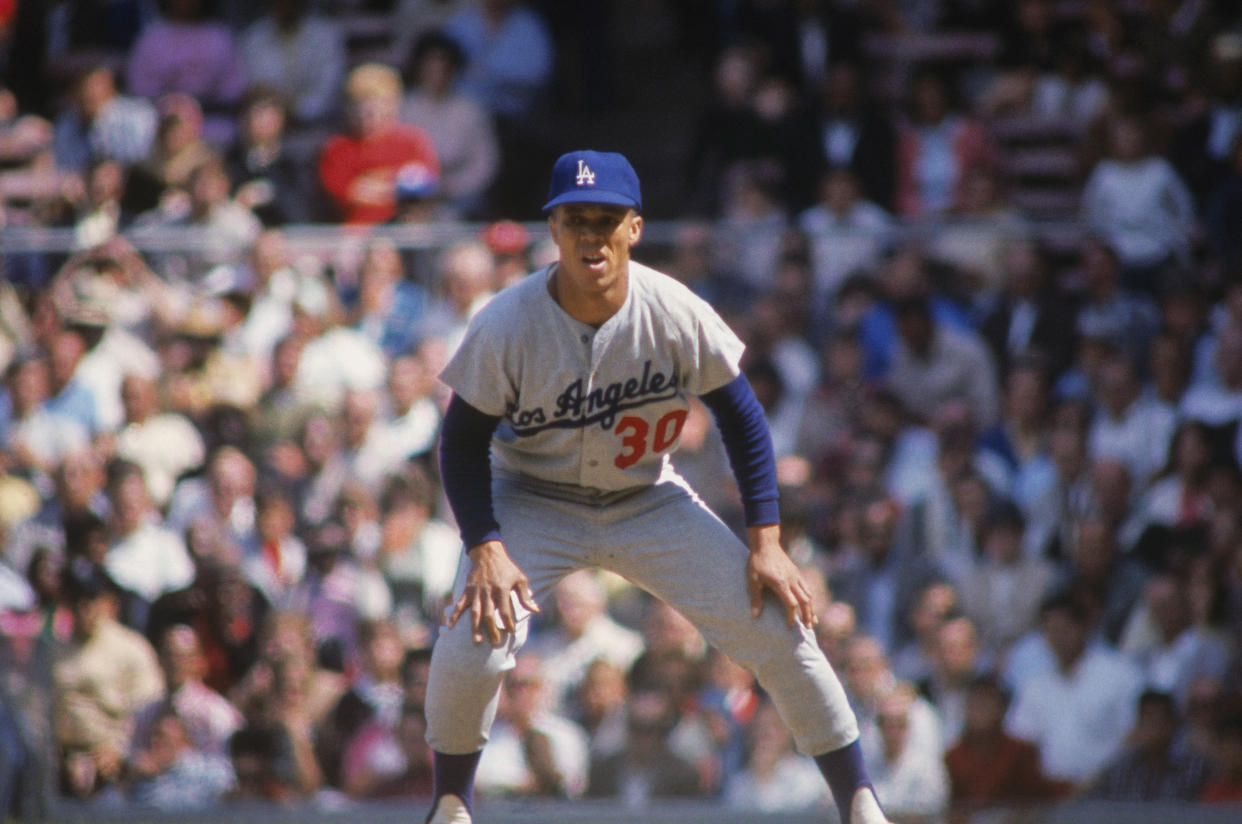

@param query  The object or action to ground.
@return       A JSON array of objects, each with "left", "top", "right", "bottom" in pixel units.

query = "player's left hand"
[{"left": 745, "top": 524, "right": 818, "bottom": 630}]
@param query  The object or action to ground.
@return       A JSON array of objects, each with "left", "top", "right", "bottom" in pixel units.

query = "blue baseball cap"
[{"left": 542, "top": 150, "right": 642, "bottom": 213}]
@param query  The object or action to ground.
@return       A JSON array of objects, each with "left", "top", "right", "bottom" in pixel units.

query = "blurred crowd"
[{"left": 3, "top": 0, "right": 1242, "bottom": 822}]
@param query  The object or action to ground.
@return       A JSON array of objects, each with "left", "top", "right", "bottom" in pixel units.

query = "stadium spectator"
[
  {"left": 809, "top": 61, "right": 897, "bottom": 211},
  {"left": 1205, "top": 135, "right": 1242, "bottom": 263},
  {"left": 917, "top": 615, "right": 990, "bottom": 746},
  {"left": 415, "top": 240, "right": 495, "bottom": 356},
  {"left": 379, "top": 352, "right": 442, "bottom": 465},
  {"left": 887, "top": 294, "right": 1001, "bottom": 429},
  {"left": 43, "top": 1, "right": 153, "bottom": 78},
  {"left": 475, "top": 651, "right": 589, "bottom": 799},
  {"left": 34, "top": 333, "right": 100, "bottom": 455},
  {"left": 144, "top": 536, "right": 268, "bottom": 695},
  {"left": 442, "top": 0, "right": 553, "bottom": 120},
  {"left": 225, "top": 724, "right": 300, "bottom": 802},
  {"left": 890, "top": 582, "right": 959, "bottom": 686},
  {"left": 980, "top": 239, "right": 1078, "bottom": 383},
  {"left": 113, "top": 372, "right": 205, "bottom": 508},
  {"left": 1200, "top": 714, "right": 1242, "bottom": 802},
  {"left": 1005, "top": 592, "right": 1144, "bottom": 786},
  {"left": 724, "top": 698, "right": 828, "bottom": 811},
  {"left": 570, "top": 658, "right": 629, "bottom": 762},
  {"left": 124, "top": 92, "right": 215, "bottom": 217},
  {"left": 337, "top": 387, "right": 406, "bottom": 492},
  {"left": 1131, "top": 421, "right": 1225, "bottom": 538},
  {"left": 684, "top": 45, "right": 775, "bottom": 218},
  {"left": 131, "top": 624, "right": 242, "bottom": 759},
  {"left": 1054, "top": 516, "right": 1149, "bottom": 648},
  {"left": 226, "top": 86, "right": 319, "bottom": 225},
  {"left": 895, "top": 68, "right": 996, "bottom": 217},
  {"left": 1170, "top": 35, "right": 1242, "bottom": 210},
  {"left": 797, "top": 167, "right": 895, "bottom": 308},
  {"left": 832, "top": 493, "right": 946, "bottom": 653},
  {"left": 1124, "top": 573, "right": 1231, "bottom": 708},
  {"left": 959, "top": 499, "right": 1055, "bottom": 657},
  {"left": 1087, "top": 351, "right": 1177, "bottom": 492},
  {"left": 586, "top": 689, "right": 702, "bottom": 802},
  {"left": 1021, "top": 404, "right": 1095, "bottom": 562},
  {"left": 2, "top": 353, "right": 89, "bottom": 482},
  {"left": 318, "top": 63, "right": 440, "bottom": 225},
  {"left": 317, "top": 618, "right": 405, "bottom": 788},
  {"left": 341, "top": 698, "right": 433, "bottom": 799},
  {"left": 103, "top": 458, "right": 194, "bottom": 613},
  {"left": 288, "top": 276, "right": 387, "bottom": 410},
  {"left": 842, "top": 635, "right": 943, "bottom": 762},
  {"left": 243, "top": 485, "right": 306, "bottom": 607},
  {"left": 230, "top": 609, "right": 345, "bottom": 733},
  {"left": 52, "top": 64, "right": 156, "bottom": 173},
  {"left": 1088, "top": 689, "right": 1210, "bottom": 801},
  {"left": 239, "top": 0, "right": 345, "bottom": 127},
  {"left": 1081, "top": 114, "right": 1197, "bottom": 288},
  {"left": 124, "top": 707, "right": 234, "bottom": 809},
  {"left": 865, "top": 682, "right": 950, "bottom": 821},
  {"left": 944, "top": 674, "right": 1069, "bottom": 814},
  {"left": 527, "top": 570, "right": 645, "bottom": 717},
  {"left": 349, "top": 238, "right": 428, "bottom": 360},
  {"left": 125, "top": 0, "right": 247, "bottom": 147},
  {"left": 400, "top": 31, "right": 499, "bottom": 219},
  {"left": 926, "top": 167, "right": 1029, "bottom": 294},
  {"left": 52, "top": 559, "right": 163, "bottom": 798},
  {"left": 165, "top": 446, "right": 258, "bottom": 556}
]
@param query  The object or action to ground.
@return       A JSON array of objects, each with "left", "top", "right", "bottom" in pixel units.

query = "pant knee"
[{"left": 424, "top": 618, "right": 529, "bottom": 754}]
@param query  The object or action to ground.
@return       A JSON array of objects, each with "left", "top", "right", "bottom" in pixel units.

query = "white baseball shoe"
[
  {"left": 426, "top": 794, "right": 472, "bottom": 824},
  {"left": 850, "top": 787, "right": 893, "bottom": 824}
]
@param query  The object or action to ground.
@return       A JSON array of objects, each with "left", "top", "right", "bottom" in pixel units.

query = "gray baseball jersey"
[{"left": 439, "top": 261, "right": 745, "bottom": 491}]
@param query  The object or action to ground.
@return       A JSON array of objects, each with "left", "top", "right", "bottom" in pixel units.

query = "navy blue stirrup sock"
[
  {"left": 814, "top": 738, "right": 876, "bottom": 824},
  {"left": 430, "top": 750, "right": 482, "bottom": 817}
]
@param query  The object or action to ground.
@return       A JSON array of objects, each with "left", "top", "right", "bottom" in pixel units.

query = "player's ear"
[{"left": 628, "top": 212, "right": 643, "bottom": 246}]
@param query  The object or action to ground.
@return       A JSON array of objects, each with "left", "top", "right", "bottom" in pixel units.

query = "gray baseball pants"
[{"left": 424, "top": 471, "right": 860, "bottom": 757}]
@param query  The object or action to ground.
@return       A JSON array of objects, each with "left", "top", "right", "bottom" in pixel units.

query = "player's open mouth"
[{"left": 583, "top": 255, "right": 606, "bottom": 268}]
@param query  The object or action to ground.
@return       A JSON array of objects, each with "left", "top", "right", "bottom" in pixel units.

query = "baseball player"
[{"left": 423, "top": 150, "right": 891, "bottom": 824}]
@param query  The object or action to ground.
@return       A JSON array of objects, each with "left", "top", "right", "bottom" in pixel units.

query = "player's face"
[{"left": 548, "top": 203, "right": 642, "bottom": 294}]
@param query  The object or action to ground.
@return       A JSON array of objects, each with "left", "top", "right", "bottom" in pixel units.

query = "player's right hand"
[{"left": 449, "top": 540, "right": 540, "bottom": 645}]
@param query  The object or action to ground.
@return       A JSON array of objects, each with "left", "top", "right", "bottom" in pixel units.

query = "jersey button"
[
  {"left": 588, "top": 460, "right": 599, "bottom": 467},
  {"left": 580, "top": 334, "right": 590, "bottom": 343}
]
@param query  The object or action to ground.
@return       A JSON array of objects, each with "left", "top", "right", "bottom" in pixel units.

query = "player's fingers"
[
  {"left": 480, "top": 589, "right": 507, "bottom": 645},
  {"left": 447, "top": 592, "right": 470, "bottom": 629},
  {"left": 486, "top": 608, "right": 504, "bottom": 646},
  {"left": 495, "top": 586, "right": 518, "bottom": 636},
  {"left": 748, "top": 574, "right": 764, "bottom": 619},
  {"left": 469, "top": 589, "right": 486, "bottom": 644},
  {"left": 782, "top": 586, "right": 800, "bottom": 628},
  {"left": 516, "top": 581, "right": 540, "bottom": 614},
  {"left": 790, "top": 579, "right": 814, "bottom": 628}
]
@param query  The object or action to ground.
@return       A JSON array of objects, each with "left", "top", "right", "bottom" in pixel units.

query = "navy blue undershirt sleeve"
[
  {"left": 699, "top": 373, "right": 781, "bottom": 526},
  {"left": 438, "top": 393, "right": 503, "bottom": 549}
]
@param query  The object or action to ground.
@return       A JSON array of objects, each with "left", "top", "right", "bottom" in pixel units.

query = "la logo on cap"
[{"left": 575, "top": 159, "right": 595, "bottom": 187}]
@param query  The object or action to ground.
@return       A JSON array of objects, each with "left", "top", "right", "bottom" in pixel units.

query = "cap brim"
[{"left": 542, "top": 190, "right": 640, "bottom": 213}]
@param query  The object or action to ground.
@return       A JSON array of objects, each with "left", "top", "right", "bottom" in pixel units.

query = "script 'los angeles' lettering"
[{"left": 507, "top": 360, "right": 679, "bottom": 434}]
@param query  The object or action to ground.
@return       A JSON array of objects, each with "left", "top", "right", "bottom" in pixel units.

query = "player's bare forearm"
[
  {"left": 745, "top": 524, "right": 817, "bottom": 629},
  {"left": 449, "top": 539, "right": 540, "bottom": 645}
]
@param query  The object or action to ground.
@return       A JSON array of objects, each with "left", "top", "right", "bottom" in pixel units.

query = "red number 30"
[{"left": 613, "top": 410, "right": 688, "bottom": 469}]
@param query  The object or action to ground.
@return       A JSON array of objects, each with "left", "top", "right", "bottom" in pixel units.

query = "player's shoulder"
[
  {"left": 629, "top": 261, "right": 717, "bottom": 313},
  {"left": 468, "top": 264, "right": 552, "bottom": 322}
]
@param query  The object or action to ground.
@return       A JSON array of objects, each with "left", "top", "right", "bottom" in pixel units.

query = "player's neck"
[{"left": 549, "top": 264, "right": 628, "bottom": 328}]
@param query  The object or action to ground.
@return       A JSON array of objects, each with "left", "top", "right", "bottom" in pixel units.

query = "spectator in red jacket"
[
  {"left": 318, "top": 63, "right": 439, "bottom": 224},
  {"left": 944, "top": 674, "right": 1070, "bottom": 817}
]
